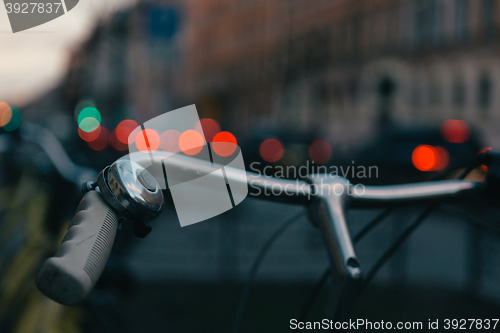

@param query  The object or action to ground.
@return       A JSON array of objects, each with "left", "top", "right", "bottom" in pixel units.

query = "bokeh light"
[
  {"left": 308, "top": 140, "right": 332, "bottom": 164},
  {"left": 79, "top": 117, "right": 100, "bottom": 132},
  {"left": 115, "top": 119, "right": 139, "bottom": 144},
  {"left": 135, "top": 129, "right": 160, "bottom": 152},
  {"left": 160, "top": 129, "right": 181, "bottom": 153},
  {"left": 194, "top": 118, "right": 221, "bottom": 142},
  {"left": 441, "top": 119, "right": 471, "bottom": 143},
  {"left": 179, "top": 129, "right": 204, "bottom": 156},
  {"left": 110, "top": 130, "right": 128, "bottom": 151},
  {"left": 78, "top": 126, "right": 101, "bottom": 142},
  {"left": 412, "top": 145, "right": 437, "bottom": 171},
  {"left": 260, "top": 138, "right": 284, "bottom": 163},
  {"left": 0, "top": 102, "right": 11, "bottom": 127},
  {"left": 212, "top": 131, "right": 237, "bottom": 157},
  {"left": 412, "top": 145, "right": 448, "bottom": 171},
  {"left": 434, "top": 146, "right": 450, "bottom": 171},
  {"left": 0, "top": 104, "right": 12, "bottom": 127},
  {"left": 88, "top": 126, "right": 110, "bottom": 151},
  {"left": 77, "top": 107, "right": 101, "bottom": 129},
  {"left": 1, "top": 107, "right": 22, "bottom": 132}
]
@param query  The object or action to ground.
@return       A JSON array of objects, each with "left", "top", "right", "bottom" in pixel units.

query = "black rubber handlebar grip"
[{"left": 36, "top": 191, "right": 118, "bottom": 305}]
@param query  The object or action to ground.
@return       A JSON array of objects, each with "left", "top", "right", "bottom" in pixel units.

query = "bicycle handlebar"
[
  {"left": 36, "top": 151, "right": 486, "bottom": 306},
  {"left": 350, "top": 179, "right": 484, "bottom": 207},
  {"left": 123, "top": 151, "right": 484, "bottom": 206}
]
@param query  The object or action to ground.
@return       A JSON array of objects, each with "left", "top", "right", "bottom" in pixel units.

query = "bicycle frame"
[{"left": 124, "top": 151, "right": 485, "bottom": 322}]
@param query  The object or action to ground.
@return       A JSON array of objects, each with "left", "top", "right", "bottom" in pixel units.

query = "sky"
[{"left": 0, "top": 0, "right": 136, "bottom": 106}]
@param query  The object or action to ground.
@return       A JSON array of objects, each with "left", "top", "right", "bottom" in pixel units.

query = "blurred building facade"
[{"left": 60, "top": 0, "right": 500, "bottom": 147}]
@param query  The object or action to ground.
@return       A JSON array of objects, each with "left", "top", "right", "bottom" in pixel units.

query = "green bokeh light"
[
  {"left": 76, "top": 105, "right": 101, "bottom": 133},
  {"left": 79, "top": 117, "right": 100, "bottom": 133},
  {"left": 77, "top": 107, "right": 101, "bottom": 125},
  {"left": 3, "top": 107, "right": 22, "bottom": 132}
]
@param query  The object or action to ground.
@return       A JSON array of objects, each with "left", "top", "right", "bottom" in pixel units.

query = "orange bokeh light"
[
  {"left": 308, "top": 140, "right": 332, "bottom": 164},
  {"left": 212, "top": 131, "right": 237, "bottom": 157},
  {"left": 115, "top": 119, "right": 139, "bottom": 144},
  {"left": 78, "top": 126, "right": 101, "bottom": 142},
  {"left": 179, "top": 129, "right": 204, "bottom": 156},
  {"left": 88, "top": 126, "right": 110, "bottom": 151},
  {"left": 160, "top": 129, "right": 181, "bottom": 153},
  {"left": 135, "top": 129, "right": 160, "bottom": 153},
  {"left": 194, "top": 118, "right": 221, "bottom": 142},
  {"left": 260, "top": 138, "right": 284, "bottom": 163},
  {"left": 441, "top": 119, "right": 471, "bottom": 143},
  {"left": 0, "top": 102, "right": 11, "bottom": 127}
]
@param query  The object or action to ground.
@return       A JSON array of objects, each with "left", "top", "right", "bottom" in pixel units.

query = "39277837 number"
[
  {"left": 443, "top": 319, "right": 499, "bottom": 330},
  {"left": 5, "top": 3, "right": 62, "bottom": 14}
]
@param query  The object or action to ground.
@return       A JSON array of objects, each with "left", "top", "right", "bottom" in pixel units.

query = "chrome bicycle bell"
[{"left": 84, "top": 160, "right": 164, "bottom": 238}]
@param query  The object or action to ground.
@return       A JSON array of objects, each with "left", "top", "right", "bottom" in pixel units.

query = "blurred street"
[
  {"left": 115, "top": 197, "right": 500, "bottom": 332},
  {"left": 126, "top": 195, "right": 500, "bottom": 294},
  {"left": 2, "top": 0, "right": 500, "bottom": 332}
]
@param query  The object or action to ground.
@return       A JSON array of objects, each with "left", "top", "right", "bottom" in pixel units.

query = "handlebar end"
[{"left": 36, "top": 257, "right": 92, "bottom": 306}]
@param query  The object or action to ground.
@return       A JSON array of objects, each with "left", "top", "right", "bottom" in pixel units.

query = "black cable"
[
  {"left": 362, "top": 204, "right": 437, "bottom": 289},
  {"left": 232, "top": 210, "right": 305, "bottom": 333},
  {"left": 298, "top": 207, "right": 395, "bottom": 321},
  {"left": 298, "top": 267, "right": 330, "bottom": 322},
  {"left": 440, "top": 204, "right": 500, "bottom": 238}
]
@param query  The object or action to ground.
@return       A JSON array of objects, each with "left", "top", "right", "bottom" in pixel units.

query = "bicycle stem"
[{"left": 307, "top": 176, "right": 362, "bottom": 321}]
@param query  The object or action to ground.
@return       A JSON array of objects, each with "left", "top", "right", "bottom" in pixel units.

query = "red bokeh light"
[
  {"left": 412, "top": 145, "right": 449, "bottom": 171},
  {"left": 194, "top": 118, "right": 221, "bottom": 142},
  {"left": 135, "top": 129, "right": 160, "bottom": 152},
  {"left": 88, "top": 126, "right": 110, "bottom": 151},
  {"left": 308, "top": 140, "right": 332, "bottom": 164},
  {"left": 78, "top": 126, "right": 101, "bottom": 142},
  {"left": 160, "top": 129, "right": 181, "bottom": 153},
  {"left": 434, "top": 146, "right": 450, "bottom": 171},
  {"left": 115, "top": 119, "right": 139, "bottom": 144},
  {"left": 110, "top": 129, "right": 128, "bottom": 151},
  {"left": 179, "top": 129, "right": 204, "bottom": 156},
  {"left": 260, "top": 138, "right": 284, "bottom": 163},
  {"left": 412, "top": 145, "right": 436, "bottom": 171},
  {"left": 212, "top": 131, "right": 237, "bottom": 157},
  {"left": 441, "top": 119, "right": 471, "bottom": 143}
]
